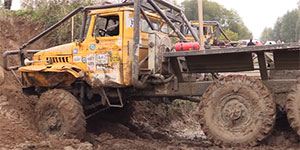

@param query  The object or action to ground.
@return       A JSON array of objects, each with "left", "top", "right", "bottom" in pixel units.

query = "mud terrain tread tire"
[
  {"left": 0, "top": 66, "right": 5, "bottom": 85},
  {"left": 286, "top": 82, "right": 300, "bottom": 136},
  {"left": 36, "top": 89, "right": 86, "bottom": 140},
  {"left": 198, "top": 75, "right": 276, "bottom": 147}
]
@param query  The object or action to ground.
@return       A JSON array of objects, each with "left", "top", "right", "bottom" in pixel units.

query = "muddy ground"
[{"left": 1, "top": 14, "right": 300, "bottom": 150}]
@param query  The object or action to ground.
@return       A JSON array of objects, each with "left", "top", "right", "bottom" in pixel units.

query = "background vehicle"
[
  {"left": 185, "top": 21, "right": 239, "bottom": 47},
  {"left": 265, "top": 41, "right": 277, "bottom": 45}
]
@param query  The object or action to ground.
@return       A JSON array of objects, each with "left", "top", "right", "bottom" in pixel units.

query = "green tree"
[
  {"left": 21, "top": 0, "right": 92, "bottom": 46},
  {"left": 227, "top": 10, "right": 252, "bottom": 39},
  {"left": 260, "top": 27, "right": 273, "bottom": 43},
  {"left": 280, "top": 9, "right": 300, "bottom": 42},
  {"left": 272, "top": 18, "right": 282, "bottom": 41},
  {"left": 220, "top": 29, "right": 238, "bottom": 41},
  {"left": 181, "top": 0, "right": 252, "bottom": 40}
]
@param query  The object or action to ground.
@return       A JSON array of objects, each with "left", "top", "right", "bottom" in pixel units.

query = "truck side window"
[
  {"left": 141, "top": 19, "right": 151, "bottom": 33},
  {"left": 185, "top": 25, "right": 198, "bottom": 36},
  {"left": 94, "top": 15, "right": 119, "bottom": 37},
  {"left": 141, "top": 19, "right": 160, "bottom": 33},
  {"left": 207, "top": 27, "right": 212, "bottom": 35},
  {"left": 161, "top": 24, "right": 168, "bottom": 33},
  {"left": 82, "top": 15, "right": 91, "bottom": 40},
  {"left": 203, "top": 27, "right": 208, "bottom": 35}
]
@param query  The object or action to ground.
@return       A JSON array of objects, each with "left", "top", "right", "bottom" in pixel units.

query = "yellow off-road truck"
[
  {"left": 185, "top": 21, "right": 238, "bottom": 47},
  {"left": 4, "top": 0, "right": 300, "bottom": 147},
  {"left": 185, "top": 21, "right": 215, "bottom": 44}
]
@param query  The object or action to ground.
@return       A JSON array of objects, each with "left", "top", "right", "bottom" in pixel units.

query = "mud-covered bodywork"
[
  {"left": 19, "top": 44, "right": 83, "bottom": 87},
  {"left": 17, "top": 7, "right": 169, "bottom": 88},
  {"left": 19, "top": 40, "right": 124, "bottom": 87}
]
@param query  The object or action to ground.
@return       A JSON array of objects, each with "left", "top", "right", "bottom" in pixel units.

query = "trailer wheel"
[
  {"left": 36, "top": 89, "right": 86, "bottom": 140},
  {"left": 286, "top": 80, "right": 300, "bottom": 136},
  {"left": 198, "top": 75, "right": 275, "bottom": 146}
]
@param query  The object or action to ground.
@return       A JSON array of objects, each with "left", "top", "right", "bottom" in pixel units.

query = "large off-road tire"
[
  {"left": 198, "top": 75, "right": 276, "bottom": 146},
  {"left": 286, "top": 80, "right": 300, "bottom": 136},
  {"left": 0, "top": 66, "right": 5, "bottom": 85},
  {"left": 35, "top": 89, "right": 86, "bottom": 140}
]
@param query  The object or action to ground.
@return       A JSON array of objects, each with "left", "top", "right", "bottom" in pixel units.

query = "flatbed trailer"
[
  {"left": 158, "top": 43, "right": 300, "bottom": 146},
  {"left": 129, "top": 43, "right": 300, "bottom": 99}
]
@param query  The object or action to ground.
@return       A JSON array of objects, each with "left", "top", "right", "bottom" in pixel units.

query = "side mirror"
[{"left": 75, "top": 39, "right": 81, "bottom": 46}]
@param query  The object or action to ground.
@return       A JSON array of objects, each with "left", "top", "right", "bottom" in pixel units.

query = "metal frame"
[
  {"left": 164, "top": 43, "right": 300, "bottom": 57},
  {"left": 3, "top": 0, "right": 197, "bottom": 74},
  {"left": 187, "top": 21, "right": 231, "bottom": 42},
  {"left": 164, "top": 43, "right": 300, "bottom": 83}
]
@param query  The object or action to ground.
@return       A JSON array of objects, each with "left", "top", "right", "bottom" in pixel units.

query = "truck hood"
[{"left": 34, "top": 43, "right": 75, "bottom": 57}]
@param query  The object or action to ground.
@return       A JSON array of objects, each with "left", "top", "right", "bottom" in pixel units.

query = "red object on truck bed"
[{"left": 174, "top": 42, "right": 200, "bottom": 51}]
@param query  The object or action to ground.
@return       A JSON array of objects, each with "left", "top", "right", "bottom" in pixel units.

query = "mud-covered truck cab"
[
  {"left": 4, "top": 0, "right": 300, "bottom": 147},
  {"left": 185, "top": 21, "right": 214, "bottom": 44},
  {"left": 19, "top": 7, "right": 170, "bottom": 89}
]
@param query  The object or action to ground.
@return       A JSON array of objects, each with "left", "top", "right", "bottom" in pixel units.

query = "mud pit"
[{"left": 1, "top": 15, "right": 300, "bottom": 150}]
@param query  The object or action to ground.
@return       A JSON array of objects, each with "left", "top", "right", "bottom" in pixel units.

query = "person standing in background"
[
  {"left": 247, "top": 39, "right": 255, "bottom": 46},
  {"left": 277, "top": 40, "right": 281, "bottom": 44}
]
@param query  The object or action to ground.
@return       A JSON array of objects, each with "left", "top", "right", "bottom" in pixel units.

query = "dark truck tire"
[
  {"left": 36, "top": 89, "right": 86, "bottom": 140},
  {"left": 0, "top": 66, "right": 5, "bottom": 85},
  {"left": 198, "top": 75, "right": 276, "bottom": 146},
  {"left": 286, "top": 80, "right": 300, "bottom": 136}
]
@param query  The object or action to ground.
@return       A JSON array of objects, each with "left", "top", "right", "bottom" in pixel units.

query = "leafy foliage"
[
  {"left": 220, "top": 29, "right": 238, "bottom": 41},
  {"left": 181, "top": 0, "right": 253, "bottom": 40},
  {"left": 260, "top": 27, "right": 273, "bottom": 43},
  {"left": 20, "top": 0, "right": 92, "bottom": 46},
  {"left": 280, "top": 10, "right": 299, "bottom": 43},
  {"left": 260, "top": 9, "right": 300, "bottom": 43},
  {"left": 272, "top": 18, "right": 282, "bottom": 42}
]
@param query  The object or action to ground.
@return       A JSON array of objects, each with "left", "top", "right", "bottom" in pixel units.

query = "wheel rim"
[
  {"left": 219, "top": 94, "right": 251, "bottom": 130},
  {"left": 38, "top": 105, "right": 64, "bottom": 136}
]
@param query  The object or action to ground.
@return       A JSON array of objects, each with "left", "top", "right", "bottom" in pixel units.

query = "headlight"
[{"left": 24, "top": 58, "right": 33, "bottom": 66}]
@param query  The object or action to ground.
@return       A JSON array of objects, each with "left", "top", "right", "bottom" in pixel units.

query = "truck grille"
[{"left": 46, "top": 57, "right": 69, "bottom": 63}]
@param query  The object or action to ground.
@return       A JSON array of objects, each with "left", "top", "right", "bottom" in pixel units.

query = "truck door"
[{"left": 80, "top": 12, "right": 124, "bottom": 87}]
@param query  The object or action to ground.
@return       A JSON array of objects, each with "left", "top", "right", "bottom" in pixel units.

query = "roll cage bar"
[
  {"left": 20, "top": 0, "right": 199, "bottom": 51},
  {"left": 4, "top": 0, "right": 198, "bottom": 71}
]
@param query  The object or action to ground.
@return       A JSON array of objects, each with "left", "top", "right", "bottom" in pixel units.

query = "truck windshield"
[
  {"left": 185, "top": 25, "right": 212, "bottom": 36},
  {"left": 93, "top": 15, "right": 119, "bottom": 37},
  {"left": 82, "top": 15, "right": 91, "bottom": 40}
]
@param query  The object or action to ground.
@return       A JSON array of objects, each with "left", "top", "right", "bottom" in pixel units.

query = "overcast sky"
[
  {"left": 178, "top": 0, "right": 299, "bottom": 39},
  {"left": 7, "top": 0, "right": 300, "bottom": 39}
]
